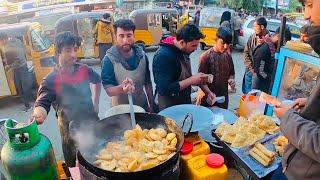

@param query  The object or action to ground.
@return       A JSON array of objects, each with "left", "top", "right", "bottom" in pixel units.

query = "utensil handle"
[
  {"left": 246, "top": 89, "right": 262, "bottom": 96},
  {"left": 181, "top": 113, "right": 193, "bottom": 136},
  {"left": 209, "top": 142, "right": 223, "bottom": 149},
  {"left": 128, "top": 93, "right": 136, "bottom": 128}
]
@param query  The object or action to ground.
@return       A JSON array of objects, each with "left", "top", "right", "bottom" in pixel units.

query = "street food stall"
[
  {"left": 157, "top": 103, "right": 288, "bottom": 179},
  {"left": 266, "top": 43, "right": 319, "bottom": 116},
  {"left": 0, "top": 93, "right": 289, "bottom": 180},
  {"left": 0, "top": 102, "right": 299, "bottom": 179},
  {"left": 1, "top": 42, "right": 318, "bottom": 179},
  {"left": 211, "top": 42, "right": 319, "bottom": 179},
  {"left": 154, "top": 42, "right": 319, "bottom": 179}
]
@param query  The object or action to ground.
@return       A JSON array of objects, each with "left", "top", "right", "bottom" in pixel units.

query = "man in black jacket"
[
  {"left": 153, "top": 24, "right": 207, "bottom": 111},
  {"left": 252, "top": 26, "right": 292, "bottom": 93},
  {"left": 242, "top": 17, "right": 269, "bottom": 93}
]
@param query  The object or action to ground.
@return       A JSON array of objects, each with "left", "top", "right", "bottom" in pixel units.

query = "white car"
[{"left": 238, "top": 18, "right": 302, "bottom": 48}]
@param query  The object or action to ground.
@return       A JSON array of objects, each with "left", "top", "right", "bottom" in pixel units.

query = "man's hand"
[
  {"left": 93, "top": 103, "right": 99, "bottom": 114},
  {"left": 248, "top": 67, "right": 255, "bottom": 74},
  {"left": 257, "top": 37, "right": 265, "bottom": 45},
  {"left": 274, "top": 104, "right": 292, "bottom": 119},
  {"left": 30, "top": 106, "right": 47, "bottom": 124},
  {"left": 189, "top": 73, "right": 207, "bottom": 86},
  {"left": 91, "top": 83, "right": 101, "bottom": 115},
  {"left": 121, "top": 78, "right": 135, "bottom": 94},
  {"left": 228, "top": 79, "right": 236, "bottom": 90},
  {"left": 206, "top": 92, "right": 216, "bottom": 106},
  {"left": 4, "top": 65, "right": 11, "bottom": 72},
  {"left": 148, "top": 102, "right": 156, "bottom": 113},
  {"left": 293, "top": 98, "right": 308, "bottom": 112}
]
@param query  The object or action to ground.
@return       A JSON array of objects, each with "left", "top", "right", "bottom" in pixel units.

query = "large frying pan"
[{"left": 75, "top": 113, "right": 185, "bottom": 179}]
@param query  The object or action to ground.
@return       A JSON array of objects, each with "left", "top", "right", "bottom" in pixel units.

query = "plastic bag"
[{"left": 238, "top": 89, "right": 266, "bottom": 117}]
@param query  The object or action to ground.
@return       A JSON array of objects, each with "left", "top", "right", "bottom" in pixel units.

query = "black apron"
[
  {"left": 57, "top": 72, "right": 98, "bottom": 167},
  {"left": 158, "top": 56, "right": 192, "bottom": 111}
]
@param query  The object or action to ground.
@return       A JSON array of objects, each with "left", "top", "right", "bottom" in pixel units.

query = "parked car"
[{"left": 238, "top": 18, "right": 302, "bottom": 48}]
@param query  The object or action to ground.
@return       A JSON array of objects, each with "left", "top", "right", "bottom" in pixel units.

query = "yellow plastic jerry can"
[
  {"left": 186, "top": 153, "right": 228, "bottom": 180},
  {"left": 180, "top": 134, "right": 210, "bottom": 180}
]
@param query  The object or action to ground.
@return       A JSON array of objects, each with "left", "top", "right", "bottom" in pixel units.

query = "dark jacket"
[
  {"left": 252, "top": 43, "right": 272, "bottom": 79},
  {"left": 153, "top": 37, "right": 191, "bottom": 99},
  {"left": 243, "top": 31, "right": 270, "bottom": 72},
  {"left": 281, "top": 109, "right": 320, "bottom": 180},
  {"left": 251, "top": 43, "right": 273, "bottom": 94},
  {"left": 279, "top": 27, "right": 320, "bottom": 179},
  {"left": 280, "top": 79, "right": 320, "bottom": 180}
]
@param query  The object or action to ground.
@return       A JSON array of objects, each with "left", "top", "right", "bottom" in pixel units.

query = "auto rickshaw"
[
  {"left": 55, "top": 12, "right": 110, "bottom": 60},
  {"left": 129, "top": 8, "right": 186, "bottom": 48},
  {"left": 21, "top": 11, "right": 71, "bottom": 43},
  {"left": 0, "top": 22, "right": 55, "bottom": 98},
  {"left": 199, "top": 7, "right": 234, "bottom": 49}
]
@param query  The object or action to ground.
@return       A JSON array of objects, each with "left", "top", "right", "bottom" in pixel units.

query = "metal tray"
[
  {"left": 212, "top": 130, "right": 282, "bottom": 179},
  {"left": 158, "top": 104, "right": 214, "bottom": 132}
]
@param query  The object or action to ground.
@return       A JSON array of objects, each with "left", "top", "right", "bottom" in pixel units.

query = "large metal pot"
[{"left": 75, "top": 113, "right": 186, "bottom": 180}]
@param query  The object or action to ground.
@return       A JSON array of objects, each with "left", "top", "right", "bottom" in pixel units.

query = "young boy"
[
  {"left": 197, "top": 27, "right": 235, "bottom": 109},
  {"left": 33, "top": 32, "right": 101, "bottom": 167}
]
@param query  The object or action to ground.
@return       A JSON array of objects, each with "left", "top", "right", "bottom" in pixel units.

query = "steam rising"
[{"left": 69, "top": 114, "right": 134, "bottom": 162}]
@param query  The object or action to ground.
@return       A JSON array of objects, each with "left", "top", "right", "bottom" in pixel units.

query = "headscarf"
[{"left": 220, "top": 11, "right": 231, "bottom": 25}]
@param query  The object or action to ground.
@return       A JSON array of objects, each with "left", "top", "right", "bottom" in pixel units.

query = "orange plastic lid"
[
  {"left": 181, "top": 141, "right": 193, "bottom": 155},
  {"left": 241, "top": 95, "right": 256, "bottom": 101},
  {"left": 206, "top": 153, "right": 224, "bottom": 168}
]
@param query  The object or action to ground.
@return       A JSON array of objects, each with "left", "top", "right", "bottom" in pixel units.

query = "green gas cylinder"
[{"left": 1, "top": 119, "right": 58, "bottom": 180}]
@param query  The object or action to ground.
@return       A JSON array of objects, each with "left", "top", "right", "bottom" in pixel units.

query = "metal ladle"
[{"left": 128, "top": 92, "right": 136, "bottom": 128}]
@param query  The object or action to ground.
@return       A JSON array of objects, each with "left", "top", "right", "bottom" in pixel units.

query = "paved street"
[{"left": 0, "top": 47, "right": 245, "bottom": 161}]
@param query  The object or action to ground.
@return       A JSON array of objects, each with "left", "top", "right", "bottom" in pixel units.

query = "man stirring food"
[
  {"left": 32, "top": 32, "right": 101, "bottom": 167},
  {"left": 101, "top": 19, "right": 154, "bottom": 112}
]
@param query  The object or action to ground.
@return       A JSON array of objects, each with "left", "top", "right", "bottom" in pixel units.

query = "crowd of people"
[
  {"left": 242, "top": 16, "right": 292, "bottom": 94},
  {"left": 1, "top": 0, "right": 319, "bottom": 179},
  {"left": 29, "top": 15, "right": 277, "bottom": 167},
  {"left": 28, "top": 18, "right": 237, "bottom": 167}
]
